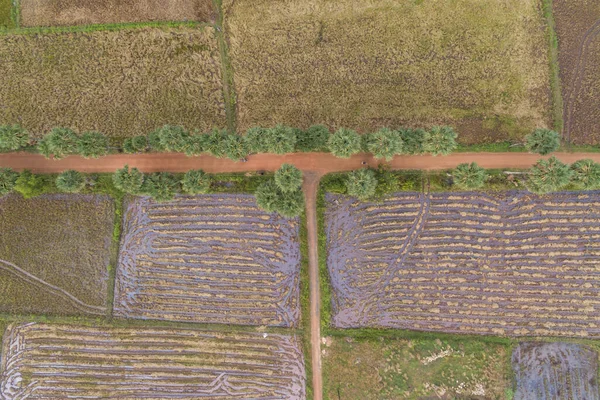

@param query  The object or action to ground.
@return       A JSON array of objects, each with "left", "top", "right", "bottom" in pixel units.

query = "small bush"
[
  {"left": 184, "top": 134, "right": 209, "bottom": 156},
  {"left": 206, "top": 129, "right": 229, "bottom": 158},
  {"left": 328, "top": 128, "right": 361, "bottom": 158},
  {"left": 245, "top": 127, "right": 270, "bottom": 154},
  {"left": 181, "top": 169, "right": 211, "bottom": 194},
  {"left": 0, "top": 168, "right": 19, "bottom": 195},
  {"left": 525, "top": 128, "right": 560, "bottom": 155},
  {"left": 570, "top": 159, "right": 600, "bottom": 190},
  {"left": 14, "top": 170, "right": 48, "bottom": 199},
  {"left": 56, "top": 170, "right": 86, "bottom": 193},
  {"left": 346, "top": 168, "right": 378, "bottom": 200},
  {"left": 0, "top": 125, "right": 29, "bottom": 151},
  {"left": 453, "top": 162, "right": 487, "bottom": 189},
  {"left": 222, "top": 133, "right": 249, "bottom": 160},
  {"left": 255, "top": 180, "right": 281, "bottom": 213},
  {"left": 124, "top": 136, "right": 148, "bottom": 154},
  {"left": 275, "top": 164, "right": 303, "bottom": 193},
  {"left": 255, "top": 178, "right": 304, "bottom": 217}
]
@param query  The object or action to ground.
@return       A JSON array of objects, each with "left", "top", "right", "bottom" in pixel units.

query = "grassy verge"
[
  {"left": 213, "top": 0, "right": 237, "bottom": 133},
  {"left": 541, "top": 0, "right": 564, "bottom": 135},
  {"left": 299, "top": 211, "right": 313, "bottom": 399},
  {"left": 0, "top": 20, "right": 208, "bottom": 35}
]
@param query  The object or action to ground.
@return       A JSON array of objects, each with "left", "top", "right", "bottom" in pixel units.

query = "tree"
[
  {"left": 525, "top": 128, "right": 560, "bottom": 155},
  {"left": 0, "top": 125, "right": 29, "bottom": 151},
  {"left": 254, "top": 179, "right": 305, "bottom": 217},
  {"left": 123, "top": 136, "right": 148, "bottom": 154},
  {"left": 245, "top": 127, "right": 270, "bottom": 154},
  {"left": 399, "top": 128, "right": 426, "bottom": 155},
  {"left": 149, "top": 125, "right": 190, "bottom": 152},
  {"left": 423, "top": 126, "right": 457, "bottom": 156},
  {"left": 527, "top": 156, "right": 573, "bottom": 194},
  {"left": 570, "top": 159, "right": 600, "bottom": 190},
  {"left": 328, "top": 128, "right": 361, "bottom": 158},
  {"left": 264, "top": 125, "right": 297, "bottom": 154},
  {"left": 346, "top": 168, "right": 378, "bottom": 200},
  {"left": 222, "top": 134, "right": 249, "bottom": 161},
  {"left": 453, "top": 162, "right": 487, "bottom": 189},
  {"left": 39, "top": 127, "right": 79, "bottom": 159},
  {"left": 275, "top": 164, "right": 303, "bottom": 193},
  {"left": 0, "top": 168, "right": 19, "bottom": 195},
  {"left": 77, "top": 131, "right": 108, "bottom": 158},
  {"left": 14, "top": 170, "right": 46, "bottom": 199},
  {"left": 206, "top": 129, "right": 229, "bottom": 158},
  {"left": 142, "top": 172, "right": 179, "bottom": 201},
  {"left": 56, "top": 170, "right": 86, "bottom": 193},
  {"left": 113, "top": 165, "right": 144, "bottom": 194},
  {"left": 296, "top": 125, "right": 330, "bottom": 152},
  {"left": 184, "top": 134, "right": 209, "bottom": 156},
  {"left": 364, "top": 128, "right": 402, "bottom": 161},
  {"left": 181, "top": 169, "right": 212, "bottom": 194},
  {"left": 255, "top": 180, "right": 280, "bottom": 213}
]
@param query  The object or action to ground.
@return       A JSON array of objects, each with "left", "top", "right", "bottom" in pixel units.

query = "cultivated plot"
[
  {"left": 115, "top": 194, "right": 301, "bottom": 327},
  {"left": 20, "top": 0, "right": 215, "bottom": 27},
  {"left": 0, "top": 27, "right": 225, "bottom": 138},
  {"left": 224, "top": 0, "right": 550, "bottom": 143},
  {"left": 512, "top": 342, "right": 599, "bottom": 400},
  {"left": 0, "top": 322, "right": 306, "bottom": 399},
  {"left": 0, "top": 194, "right": 113, "bottom": 316},
  {"left": 325, "top": 191, "right": 600, "bottom": 337},
  {"left": 554, "top": 0, "right": 600, "bottom": 144}
]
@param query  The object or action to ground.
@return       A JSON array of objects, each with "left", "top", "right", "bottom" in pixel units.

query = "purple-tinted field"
[
  {"left": 325, "top": 191, "right": 600, "bottom": 337},
  {"left": 114, "top": 194, "right": 301, "bottom": 327}
]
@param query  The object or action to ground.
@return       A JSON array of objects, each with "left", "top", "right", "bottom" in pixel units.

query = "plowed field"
[
  {"left": 0, "top": 322, "right": 306, "bottom": 399},
  {"left": 325, "top": 191, "right": 600, "bottom": 337},
  {"left": 115, "top": 194, "right": 301, "bottom": 327}
]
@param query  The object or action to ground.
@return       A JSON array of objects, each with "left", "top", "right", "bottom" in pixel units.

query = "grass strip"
[
  {"left": 541, "top": 0, "right": 564, "bottom": 136},
  {"left": 213, "top": 0, "right": 237, "bottom": 133}
]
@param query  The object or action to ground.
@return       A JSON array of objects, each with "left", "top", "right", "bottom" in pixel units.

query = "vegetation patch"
[
  {"left": 0, "top": 27, "right": 226, "bottom": 138},
  {"left": 224, "top": 0, "right": 551, "bottom": 143},
  {"left": 0, "top": 0, "right": 13, "bottom": 28},
  {"left": 0, "top": 193, "right": 114, "bottom": 316},
  {"left": 20, "top": 0, "right": 215, "bottom": 27}
]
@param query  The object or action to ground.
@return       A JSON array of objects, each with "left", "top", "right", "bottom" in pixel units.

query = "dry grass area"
[
  {"left": 553, "top": 0, "right": 600, "bottom": 144},
  {"left": 224, "top": 0, "right": 551, "bottom": 143},
  {"left": 20, "top": 0, "right": 215, "bottom": 27},
  {"left": 322, "top": 335, "right": 511, "bottom": 399},
  {"left": 0, "top": 194, "right": 114, "bottom": 316},
  {"left": 0, "top": 27, "right": 226, "bottom": 138}
]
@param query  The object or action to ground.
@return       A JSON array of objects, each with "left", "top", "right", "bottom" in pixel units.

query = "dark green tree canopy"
[
  {"left": 453, "top": 162, "right": 487, "bottom": 189},
  {"left": 0, "top": 125, "right": 29, "bottom": 151},
  {"left": 113, "top": 165, "right": 144, "bottom": 194},
  {"left": 39, "top": 127, "right": 79, "bottom": 159},
  {"left": 364, "top": 128, "right": 402, "bottom": 161},
  {"left": 254, "top": 180, "right": 281, "bottom": 213},
  {"left": 346, "top": 168, "right": 378, "bottom": 200},
  {"left": 274, "top": 164, "right": 303, "bottom": 193},
  {"left": 570, "top": 159, "right": 600, "bottom": 190},
  {"left": 77, "top": 131, "right": 108, "bottom": 158},
  {"left": 124, "top": 136, "right": 148, "bottom": 154},
  {"left": 56, "top": 170, "right": 86, "bottom": 193},
  {"left": 142, "top": 172, "right": 179, "bottom": 202},
  {"left": 265, "top": 125, "right": 297, "bottom": 154},
  {"left": 423, "top": 126, "right": 457, "bottom": 156},
  {"left": 149, "top": 125, "right": 190, "bottom": 152},
  {"left": 222, "top": 134, "right": 249, "bottom": 161},
  {"left": 0, "top": 168, "right": 19, "bottom": 195},
  {"left": 527, "top": 156, "right": 573, "bottom": 194},
  {"left": 255, "top": 178, "right": 304, "bottom": 217},
  {"left": 206, "top": 129, "right": 229, "bottom": 158},
  {"left": 328, "top": 128, "right": 361, "bottom": 158},
  {"left": 295, "top": 125, "right": 330, "bottom": 152},
  {"left": 525, "top": 128, "right": 560, "bottom": 155},
  {"left": 181, "top": 169, "right": 212, "bottom": 194},
  {"left": 184, "top": 134, "right": 209, "bottom": 157},
  {"left": 399, "top": 128, "right": 426, "bottom": 155},
  {"left": 245, "top": 127, "right": 270, "bottom": 154}
]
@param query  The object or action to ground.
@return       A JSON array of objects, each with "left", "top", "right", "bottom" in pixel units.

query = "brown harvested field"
[
  {"left": 0, "top": 194, "right": 114, "bottom": 316},
  {"left": 0, "top": 322, "right": 306, "bottom": 399},
  {"left": 0, "top": 27, "right": 226, "bottom": 138},
  {"left": 325, "top": 190, "right": 600, "bottom": 338},
  {"left": 224, "top": 0, "right": 551, "bottom": 143},
  {"left": 20, "top": 0, "right": 215, "bottom": 27},
  {"left": 554, "top": 0, "right": 600, "bottom": 144},
  {"left": 114, "top": 194, "right": 301, "bottom": 327}
]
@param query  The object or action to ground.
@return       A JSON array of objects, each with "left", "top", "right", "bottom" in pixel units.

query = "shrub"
[
  {"left": 245, "top": 127, "right": 270, "bottom": 154},
  {"left": 525, "top": 128, "right": 560, "bottom": 155},
  {"left": 0, "top": 125, "right": 29, "bottom": 151},
  {"left": 296, "top": 125, "right": 330, "bottom": 152},
  {"left": 0, "top": 168, "right": 19, "bottom": 195},
  {"left": 123, "top": 136, "right": 148, "bottom": 154},
  {"left": 399, "top": 128, "right": 426, "bottom": 155},
  {"left": 265, "top": 125, "right": 297, "bottom": 154},
  {"left": 570, "top": 159, "right": 600, "bottom": 190},
  {"left": 328, "top": 128, "right": 361, "bottom": 158},
  {"left": 275, "top": 164, "right": 303, "bottom": 193},
  {"left": 38, "top": 127, "right": 79, "bottom": 159},
  {"left": 181, "top": 170, "right": 211, "bottom": 194},
  {"left": 364, "top": 128, "right": 402, "bottom": 161},
  {"left": 346, "top": 168, "right": 378, "bottom": 200},
  {"left": 423, "top": 126, "right": 457, "bottom": 156},
  {"left": 142, "top": 172, "right": 179, "bottom": 201},
  {"left": 113, "top": 165, "right": 144, "bottom": 194},
  {"left": 56, "top": 170, "right": 86, "bottom": 193},
  {"left": 77, "top": 131, "right": 108, "bottom": 158},
  {"left": 453, "top": 162, "right": 487, "bottom": 189},
  {"left": 184, "top": 134, "right": 209, "bottom": 156},
  {"left": 255, "top": 178, "right": 304, "bottom": 217},
  {"left": 222, "top": 134, "right": 249, "bottom": 161},
  {"left": 527, "top": 156, "right": 573, "bottom": 194},
  {"left": 14, "top": 170, "right": 47, "bottom": 199}
]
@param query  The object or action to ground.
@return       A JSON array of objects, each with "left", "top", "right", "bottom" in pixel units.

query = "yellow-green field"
[
  {"left": 0, "top": 26, "right": 226, "bottom": 138},
  {"left": 224, "top": 0, "right": 551, "bottom": 143}
]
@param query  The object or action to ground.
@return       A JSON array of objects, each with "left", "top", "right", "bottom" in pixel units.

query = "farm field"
[
  {"left": 512, "top": 342, "right": 599, "bottom": 400},
  {"left": 0, "top": 26, "right": 225, "bottom": 138},
  {"left": 114, "top": 194, "right": 301, "bottom": 327},
  {"left": 223, "top": 0, "right": 551, "bottom": 143},
  {"left": 325, "top": 190, "right": 600, "bottom": 337},
  {"left": 20, "top": 0, "right": 215, "bottom": 27},
  {"left": 0, "top": 194, "right": 113, "bottom": 316},
  {"left": 554, "top": 0, "right": 600, "bottom": 144},
  {"left": 322, "top": 335, "right": 511, "bottom": 400},
  {"left": 0, "top": 322, "right": 306, "bottom": 399}
]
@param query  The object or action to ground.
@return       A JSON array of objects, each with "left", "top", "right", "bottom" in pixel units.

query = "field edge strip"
[
  {"left": 541, "top": 0, "right": 564, "bottom": 136},
  {"left": 0, "top": 20, "right": 212, "bottom": 35},
  {"left": 214, "top": 0, "right": 237, "bottom": 133}
]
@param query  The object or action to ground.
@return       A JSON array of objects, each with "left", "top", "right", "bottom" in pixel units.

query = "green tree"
[
  {"left": 0, "top": 168, "right": 19, "bottom": 195},
  {"left": 265, "top": 125, "right": 297, "bottom": 154},
  {"left": 399, "top": 128, "right": 426, "bottom": 155},
  {"left": 525, "top": 128, "right": 560, "bottom": 155},
  {"left": 570, "top": 159, "right": 600, "bottom": 190},
  {"left": 181, "top": 169, "right": 212, "bottom": 194},
  {"left": 222, "top": 134, "right": 249, "bottom": 160},
  {"left": 148, "top": 125, "right": 190, "bottom": 152},
  {"left": 328, "top": 128, "right": 361, "bottom": 158},
  {"left": 14, "top": 170, "right": 47, "bottom": 199},
  {"left": 346, "top": 168, "right": 378, "bottom": 200},
  {"left": 275, "top": 164, "right": 303, "bottom": 193},
  {"left": 274, "top": 190, "right": 305, "bottom": 218},
  {"left": 527, "top": 156, "right": 573, "bottom": 194},
  {"left": 56, "top": 170, "right": 86, "bottom": 193},
  {"left": 123, "top": 136, "right": 148, "bottom": 154},
  {"left": 245, "top": 127, "right": 270, "bottom": 154},
  {"left": 0, "top": 125, "right": 29, "bottom": 151},
  {"left": 296, "top": 125, "right": 330, "bottom": 152},
  {"left": 364, "top": 128, "right": 402, "bottom": 161},
  {"left": 113, "top": 165, "right": 144, "bottom": 194},
  {"left": 452, "top": 162, "right": 487, "bottom": 189},
  {"left": 206, "top": 129, "right": 229, "bottom": 158},
  {"left": 255, "top": 180, "right": 280, "bottom": 213},
  {"left": 423, "top": 126, "right": 458, "bottom": 156},
  {"left": 39, "top": 127, "right": 79, "bottom": 159},
  {"left": 184, "top": 134, "right": 209, "bottom": 156},
  {"left": 142, "top": 172, "right": 179, "bottom": 201},
  {"left": 77, "top": 131, "right": 108, "bottom": 158}
]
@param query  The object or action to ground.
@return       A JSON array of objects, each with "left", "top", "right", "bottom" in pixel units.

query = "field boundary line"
[
  {"left": 213, "top": 0, "right": 237, "bottom": 133},
  {"left": 0, "top": 259, "right": 106, "bottom": 315},
  {"left": 10, "top": 0, "right": 20, "bottom": 28},
  {"left": 541, "top": 0, "right": 564, "bottom": 135},
  {"left": 0, "top": 20, "right": 213, "bottom": 35}
]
